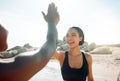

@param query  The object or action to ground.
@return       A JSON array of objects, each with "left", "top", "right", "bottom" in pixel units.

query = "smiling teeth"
[{"left": 68, "top": 41, "right": 74, "bottom": 44}]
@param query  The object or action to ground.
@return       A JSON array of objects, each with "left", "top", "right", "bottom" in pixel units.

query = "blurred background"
[{"left": 0, "top": 0, "right": 120, "bottom": 49}]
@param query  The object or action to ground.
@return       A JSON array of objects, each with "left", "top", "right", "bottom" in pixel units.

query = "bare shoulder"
[
  {"left": 85, "top": 53, "right": 92, "bottom": 59},
  {"left": 57, "top": 51, "right": 66, "bottom": 66},
  {"left": 58, "top": 51, "right": 65, "bottom": 59},
  {"left": 57, "top": 51, "right": 65, "bottom": 55},
  {"left": 84, "top": 53, "right": 92, "bottom": 64},
  {"left": 55, "top": 51, "right": 65, "bottom": 56},
  {"left": 53, "top": 51, "right": 65, "bottom": 61}
]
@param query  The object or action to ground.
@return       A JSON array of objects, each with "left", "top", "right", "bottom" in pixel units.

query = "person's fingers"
[
  {"left": 42, "top": 11, "right": 47, "bottom": 21},
  {"left": 48, "top": 4, "right": 51, "bottom": 13},
  {"left": 48, "top": 3, "right": 57, "bottom": 14},
  {"left": 51, "top": 2, "right": 55, "bottom": 8},
  {"left": 42, "top": 11, "right": 45, "bottom": 17},
  {"left": 57, "top": 12, "right": 60, "bottom": 21},
  {"left": 44, "top": 2, "right": 59, "bottom": 23}
]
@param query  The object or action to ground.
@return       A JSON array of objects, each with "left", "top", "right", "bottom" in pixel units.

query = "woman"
[
  {"left": 0, "top": 3, "right": 59, "bottom": 81},
  {"left": 53, "top": 27, "right": 94, "bottom": 81}
]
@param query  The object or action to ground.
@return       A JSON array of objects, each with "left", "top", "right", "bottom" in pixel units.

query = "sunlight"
[
  {"left": 50, "top": 0, "right": 73, "bottom": 10},
  {"left": 0, "top": 0, "right": 120, "bottom": 48}
]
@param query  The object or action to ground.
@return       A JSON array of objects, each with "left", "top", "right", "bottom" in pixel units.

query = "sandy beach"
[
  {"left": 0, "top": 47, "right": 119, "bottom": 81},
  {"left": 29, "top": 47, "right": 120, "bottom": 81}
]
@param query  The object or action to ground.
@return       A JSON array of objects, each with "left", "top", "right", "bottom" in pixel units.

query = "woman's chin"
[{"left": 69, "top": 46, "right": 75, "bottom": 49}]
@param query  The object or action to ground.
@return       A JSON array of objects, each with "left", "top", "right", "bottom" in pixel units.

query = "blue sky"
[{"left": 0, "top": 0, "right": 120, "bottom": 48}]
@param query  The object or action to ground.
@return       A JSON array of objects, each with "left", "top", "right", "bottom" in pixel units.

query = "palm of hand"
[{"left": 42, "top": 3, "right": 60, "bottom": 25}]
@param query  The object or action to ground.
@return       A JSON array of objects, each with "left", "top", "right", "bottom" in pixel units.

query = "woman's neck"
[{"left": 69, "top": 46, "right": 81, "bottom": 56}]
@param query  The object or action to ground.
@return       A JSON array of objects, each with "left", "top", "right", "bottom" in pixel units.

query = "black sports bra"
[{"left": 61, "top": 51, "right": 88, "bottom": 81}]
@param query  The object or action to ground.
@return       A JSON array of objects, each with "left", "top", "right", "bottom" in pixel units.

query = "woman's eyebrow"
[{"left": 71, "top": 32, "right": 77, "bottom": 34}]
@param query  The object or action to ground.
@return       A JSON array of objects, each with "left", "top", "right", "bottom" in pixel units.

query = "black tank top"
[{"left": 61, "top": 51, "right": 88, "bottom": 81}]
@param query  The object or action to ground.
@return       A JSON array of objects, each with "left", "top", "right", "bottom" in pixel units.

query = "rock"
[
  {"left": 56, "top": 39, "right": 68, "bottom": 51},
  {"left": 88, "top": 43, "right": 97, "bottom": 51},
  {"left": 2, "top": 52, "right": 13, "bottom": 58},
  {"left": 0, "top": 43, "right": 37, "bottom": 58},
  {"left": 80, "top": 41, "right": 89, "bottom": 52},
  {"left": 8, "top": 46, "right": 22, "bottom": 51},
  {"left": 8, "top": 50, "right": 18, "bottom": 55},
  {"left": 57, "top": 40, "right": 66, "bottom": 46},
  {"left": 90, "top": 46, "right": 112, "bottom": 54},
  {"left": 0, "top": 50, "right": 18, "bottom": 58},
  {"left": 23, "top": 43, "right": 33, "bottom": 49},
  {"left": 17, "top": 47, "right": 27, "bottom": 54},
  {"left": 57, "top": 44, "right": 69, "bottom": 51}
]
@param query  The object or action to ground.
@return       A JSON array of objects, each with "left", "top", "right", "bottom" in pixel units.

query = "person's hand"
[{"left": 42, "top": 3, "right": 60, "bottom": 25}]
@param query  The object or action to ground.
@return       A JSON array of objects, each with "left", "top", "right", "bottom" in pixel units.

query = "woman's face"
[{"left": 65, "top": 28, "right": 82, "bottom": 49}]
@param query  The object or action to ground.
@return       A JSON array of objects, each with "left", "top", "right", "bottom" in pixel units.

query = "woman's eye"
[{"left": 72, "top": 34, "right": 76, "bottom": 36}]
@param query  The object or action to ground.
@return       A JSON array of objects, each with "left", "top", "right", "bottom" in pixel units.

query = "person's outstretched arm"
[
  {"left": 0, "top": 3, "right": 59, "bottom": 81},
  {"left": 0, "top": 24, "right": 8, "bottom": 51}
]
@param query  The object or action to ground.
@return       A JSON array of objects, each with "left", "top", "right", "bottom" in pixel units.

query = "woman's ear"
[
  {"left": 79, "top": 36, "right": 84, "bottom": 45},
  {"left": 79, "top": 36, "right": 82, "bottom": 41}
]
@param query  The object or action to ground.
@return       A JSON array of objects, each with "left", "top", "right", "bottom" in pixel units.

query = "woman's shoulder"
[
  {"left": 84, "top": 52, "right": 92, "bottom": 64},
  {"left": 56, "top": 51, "right": 66, "bottom": 55},
  {"left": 84, "top": 53, "right": 92, "bottom": 58},
  {"left": 53, "top": 51, "right": 66, "bottom": 61}
]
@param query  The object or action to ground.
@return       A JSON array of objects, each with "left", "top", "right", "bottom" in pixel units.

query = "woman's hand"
[{"left": 42, "top": 3, "right": 60, "bottom": 25}]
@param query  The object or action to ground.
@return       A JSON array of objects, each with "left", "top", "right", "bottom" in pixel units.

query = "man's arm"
[
  {"left": 0, "top": 3, "right": 59, "bottom": 81},
  {"left": 11, "top": 22, "right": 58, "bottom": 81},
  {"left": 0, "top": 24, "right": 8, "bottom": 51}
]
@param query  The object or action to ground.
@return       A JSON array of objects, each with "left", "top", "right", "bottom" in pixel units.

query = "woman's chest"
[{"left": 68, "top": 55, "right": 83, "bottom": 69}]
